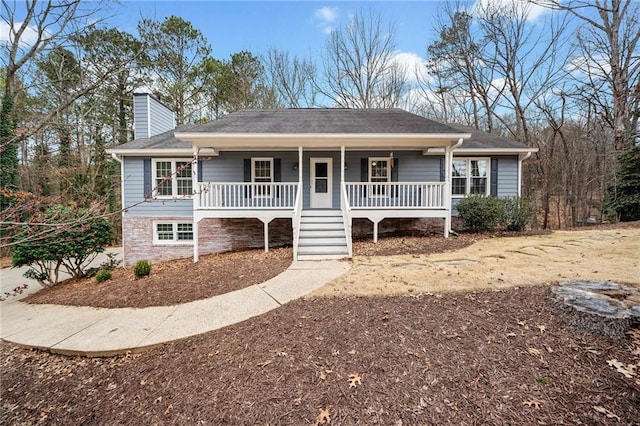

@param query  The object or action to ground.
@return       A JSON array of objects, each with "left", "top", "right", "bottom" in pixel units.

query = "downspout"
[
  {"left": 446, "top": 138, "right": 464, "bottom": 236},
  {"left": 111, "top": 153, "right": 126, "bottom": 262},
  {"left": 517, "top": 151, "right": 532, "bottom": 197}
]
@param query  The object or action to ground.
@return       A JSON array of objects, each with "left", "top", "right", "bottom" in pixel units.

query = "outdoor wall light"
[
  {"left": 293, "top": 162, "right": 299, "bottom": 171},
  {"left": 344, "top": 162, "right": 348, "bottom": 170}
]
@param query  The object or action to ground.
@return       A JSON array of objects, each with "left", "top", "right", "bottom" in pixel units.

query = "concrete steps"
[{"left": 297, "top": 210, "right": 349, "bottom": 260}]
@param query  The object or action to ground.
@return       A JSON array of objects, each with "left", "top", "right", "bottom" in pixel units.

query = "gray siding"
[
  {"left": 122, "top": 157, "right": 193, "bottom": 216},
  {"left": 496, "top": 156, "right": 519, "bottom": 197},
  {"left": 345, "top": 151, "right": 440, "bottom": 182},
  {"left": 133, "top": 93, "right": 175, "bottom": 139}
]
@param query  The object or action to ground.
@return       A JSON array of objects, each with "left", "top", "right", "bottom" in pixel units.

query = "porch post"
[
  {"left": 340, "top": 146, "right": 345, "bottom": 184},
  {"left": 298, "top": 146, "right": 303, "bottom": 186},
  {"left": 444, "top": 146, "right": 451, "bottom": 238},
  {"left": 193, "top": 217, "right": 200, "bottom": 262},
  {"left": 264, "top": 220, "right": 269, "bottom": 252},
  {"left": 193, "top": 148, "right": 200, "bottom": 262},
  {"left": 373, "top": 221, "right": 379, "bottom": 243}
]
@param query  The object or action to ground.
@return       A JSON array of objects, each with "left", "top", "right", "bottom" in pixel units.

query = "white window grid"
[
  {"left": 153, "top": 222, "right": 194, "bottom": 245},
  {"left": 251, "top": 157, "right": 274, "bottom": 198},
  {"left": 369, "top": 157, "right": 391, "bottom": 197},
  {"left": 152, "top": 159, "right": 193, "bottom": 199},
  {"left": 451, "top": 158, "right": 490, "bottom": 197}
]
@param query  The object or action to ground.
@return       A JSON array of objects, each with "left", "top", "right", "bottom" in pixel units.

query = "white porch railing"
[
  {"left": 196, "top": 182, "right": 298, "bottom": 209},
  {"left": 340, "top": 182, "right": 353, "bottom": 257},
  {"left": 344, "top": 182, "right": 446, "bottom": 209}
]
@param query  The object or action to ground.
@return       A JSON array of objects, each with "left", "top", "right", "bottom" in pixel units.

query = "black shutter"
[
  {"left": 274, "top": 158, "right": 281, "bottom": 197},
  {"left": 360, "top": 158, "right": 368, "bottom": 198},
  {"left": 391, "top": 158, "right": 399, "bottom": 197},
  {"left": 143, "top": 158, "right": 152, "bottom": 198},
  {"left": 490, "top": 158, "right": 498, "bottom": 196},
  {"left": 243, "top": 158, "right": 252, "bottom": 198},
  {"left": 439, "top": 157, "right": 445, "bottom": 182},
  {"left": 197, "top": 159, "right": 203, "bottom": 182}
]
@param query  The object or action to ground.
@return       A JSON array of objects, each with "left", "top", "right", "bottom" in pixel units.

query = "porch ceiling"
[{"left": 174, "top": 133, "right": 471, "bottom": 151}]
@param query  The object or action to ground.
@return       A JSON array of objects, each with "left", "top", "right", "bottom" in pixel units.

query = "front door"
[{"left": 310, "top": 157, "right": 333, "bottom": 209}]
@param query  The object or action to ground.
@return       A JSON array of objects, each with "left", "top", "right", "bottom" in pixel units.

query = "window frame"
[
  {"left": 368, "top": 157, "right": 391, "bottom": 198},
  {"left": 152, "top": 159, "right": 193, "bottom": 199},
  {"left": 152, "top": 221, "right": 194, "bottom": 245},
  {"left": 451, "top": 157, "right": 490, "bottom": 198},
  {"left": 251, "top": 157, "right": 274, "bottom": 198}
]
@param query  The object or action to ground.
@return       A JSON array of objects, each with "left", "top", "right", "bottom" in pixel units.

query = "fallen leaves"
[
  {"left": 522, "top": 399, "right": 542, "bottom": 409},
  {"left": 315, "top": 407, "right": 331, "bottom": 425},
  {"left": 348, "top": 372, "right": 362, "bottom": 389},
  {"left": 607, "top": 359, "right": 637, "bottom": 379},
  {"left": 593, "top": 405, "right": 620, "bottom": 422}
]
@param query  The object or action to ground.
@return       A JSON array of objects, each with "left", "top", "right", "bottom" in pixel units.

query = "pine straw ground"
[
  {"left": 2, "top": 223, "right": 639, "bottom": 424},
  {"left": 2, "top": 287, "right": 640, "bottom": 424}
]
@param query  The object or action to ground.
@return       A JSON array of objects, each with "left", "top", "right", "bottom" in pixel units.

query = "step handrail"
[
  {"left": 292, "top": 183, "right": 303, "bottom": 261},
  {"left": 340, "top": 182, "right": 353, "bottom": 257}
]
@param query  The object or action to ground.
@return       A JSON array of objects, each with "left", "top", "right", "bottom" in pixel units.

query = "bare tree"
[
  {"left": 264, "top": 49, "right": 317, "bottom": 108},
  {"left": 535, "top": 0, "right": 640, "bottom": 152},
  {"left": 316, "top": 10, "right": 409, "bottom": 108}
]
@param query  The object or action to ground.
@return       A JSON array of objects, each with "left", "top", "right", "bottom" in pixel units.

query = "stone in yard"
[{"left": 551, "top": 280, "right": 640, "bottom": 339}]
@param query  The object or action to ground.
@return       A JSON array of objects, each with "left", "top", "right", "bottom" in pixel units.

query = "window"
[
  {"left": 154, "top": 222, "right": 193, "bottom": 244},
  {"left": 252, "top": 158, "right": 273, "bottom": 198},
  {"left": 369, "top": 158, "right": 390, "bottom": 197},
  {"left": 452, "top": 158, "right": 489, "bottom": 196},
  {"left": 153, "top": 160, "right": 193, "bottom": 198}
]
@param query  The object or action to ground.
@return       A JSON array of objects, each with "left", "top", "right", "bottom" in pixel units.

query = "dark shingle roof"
[
  {"left": 445, "top": 123, "right": 529, "bottom": 150},
  {"left": 114, "top": 124, "right": 195, "bottom": 150},
  {"left": 181, "top": 109, "right": 462, "bottom": 134}
]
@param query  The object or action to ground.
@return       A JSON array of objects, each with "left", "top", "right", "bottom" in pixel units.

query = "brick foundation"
[
  {"left": 352, "top": 217, "right": 447, "bottom": 240},
  {"left": 122, "top": 215, "right": 293, "bottom": 266}
]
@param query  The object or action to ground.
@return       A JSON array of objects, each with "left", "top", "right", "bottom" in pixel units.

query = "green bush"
[
  {"left": 133, "top": 260, "right": 151, "bottom": 279},
  {"left": 11, "top": 204, "right": 113, "bottom": 287},
  {"left": 456, "top": 195, "right": 504, "bottom": 233},
  {"left": 95, "top": 269, "right": 112, "bottom": 283},
  {"left": 501, "top": 196, "right": 533, "bottom": 231}
]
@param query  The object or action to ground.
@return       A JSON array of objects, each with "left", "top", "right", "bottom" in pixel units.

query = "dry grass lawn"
[{"left": 313, "top": 227, "right": 640, "bottom": 297}]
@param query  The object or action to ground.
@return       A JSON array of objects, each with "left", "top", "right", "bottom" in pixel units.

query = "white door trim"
[{"left": 310, "top": 157, "right": 333, "bottom": 209}]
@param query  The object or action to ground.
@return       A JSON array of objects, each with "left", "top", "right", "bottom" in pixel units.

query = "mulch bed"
[
  {"left": 23, "top": 247, "right": 292, "bottom": 308},
  {"left": 2, "top": 285, "right": 639, "bottom": 424},
  {"left": 352, "top": 229, "right": 550, "bottom": 256}
]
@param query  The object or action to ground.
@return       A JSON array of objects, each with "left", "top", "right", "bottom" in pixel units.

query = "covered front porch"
[{"left": 186, "top": 137, "right": 466, "bottom": 261}]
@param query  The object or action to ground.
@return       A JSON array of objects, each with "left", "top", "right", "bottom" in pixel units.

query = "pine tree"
[{"left": 609, "top": 145, "right": 640, "bottom": 221}]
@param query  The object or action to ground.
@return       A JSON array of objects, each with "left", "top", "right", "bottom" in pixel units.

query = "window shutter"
[
  {"left": 439, "top": 157, "right": 445, "bottom": 182},
  {"left": 360, "top": 158, "right": 368, "bottom": 198},
  {"left": 143, "top": 158, "right": 152, "bottom": 198},
  {"left": 197, "top": 159, "right": 203, "bottom": 182},
  {"left": 274, "top": 158, "right": 281, "bottom": 181},
  {"left": 274, "top": 158, "right": 281, "bottom": 197},
  {"left": 391, "top": 158, "right": 399, "bottom": 197},
  {"left": 243, "top": 159, "right": 252, "bottom": 199},
  {"left": 490, "top": 158, "right": 498, "bottom": 196}
]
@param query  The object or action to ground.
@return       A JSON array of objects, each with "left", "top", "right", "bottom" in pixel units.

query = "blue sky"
[{"left": 109, "top": 1, "right": 446, "bottom": 64}]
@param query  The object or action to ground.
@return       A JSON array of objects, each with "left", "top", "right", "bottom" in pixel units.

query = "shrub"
[
  {"left": 456, "top": 195, "right": 504, "bottom": 233},
  {"left": 501, "top": 196, "right": 533, "bottom": 231},
  {"left": 133, "top": 260, "right": 151, "bottom": 279},
  {"left": 95, "top": 269, "right": 112, "bottom": 283},
  {"left": 11, "top": 204, "right": 113, "bottom": 287}
]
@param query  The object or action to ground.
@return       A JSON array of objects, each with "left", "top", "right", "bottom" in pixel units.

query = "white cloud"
[
  {"left": 472, "top": 0, "right": 550, "bottom": 23},
  {"left": 314, "top": 6, "right": 339, "bottom": 35},
  {"left": 390, "top": 51, "right": 430, "bottom": 84},
  {"left": 0, "top": 21, "right": 44, "bottom": 46}
]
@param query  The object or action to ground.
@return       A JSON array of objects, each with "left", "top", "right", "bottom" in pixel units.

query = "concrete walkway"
[{"left": 0, "top": 260, "right": 350, "bottom": 357}]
